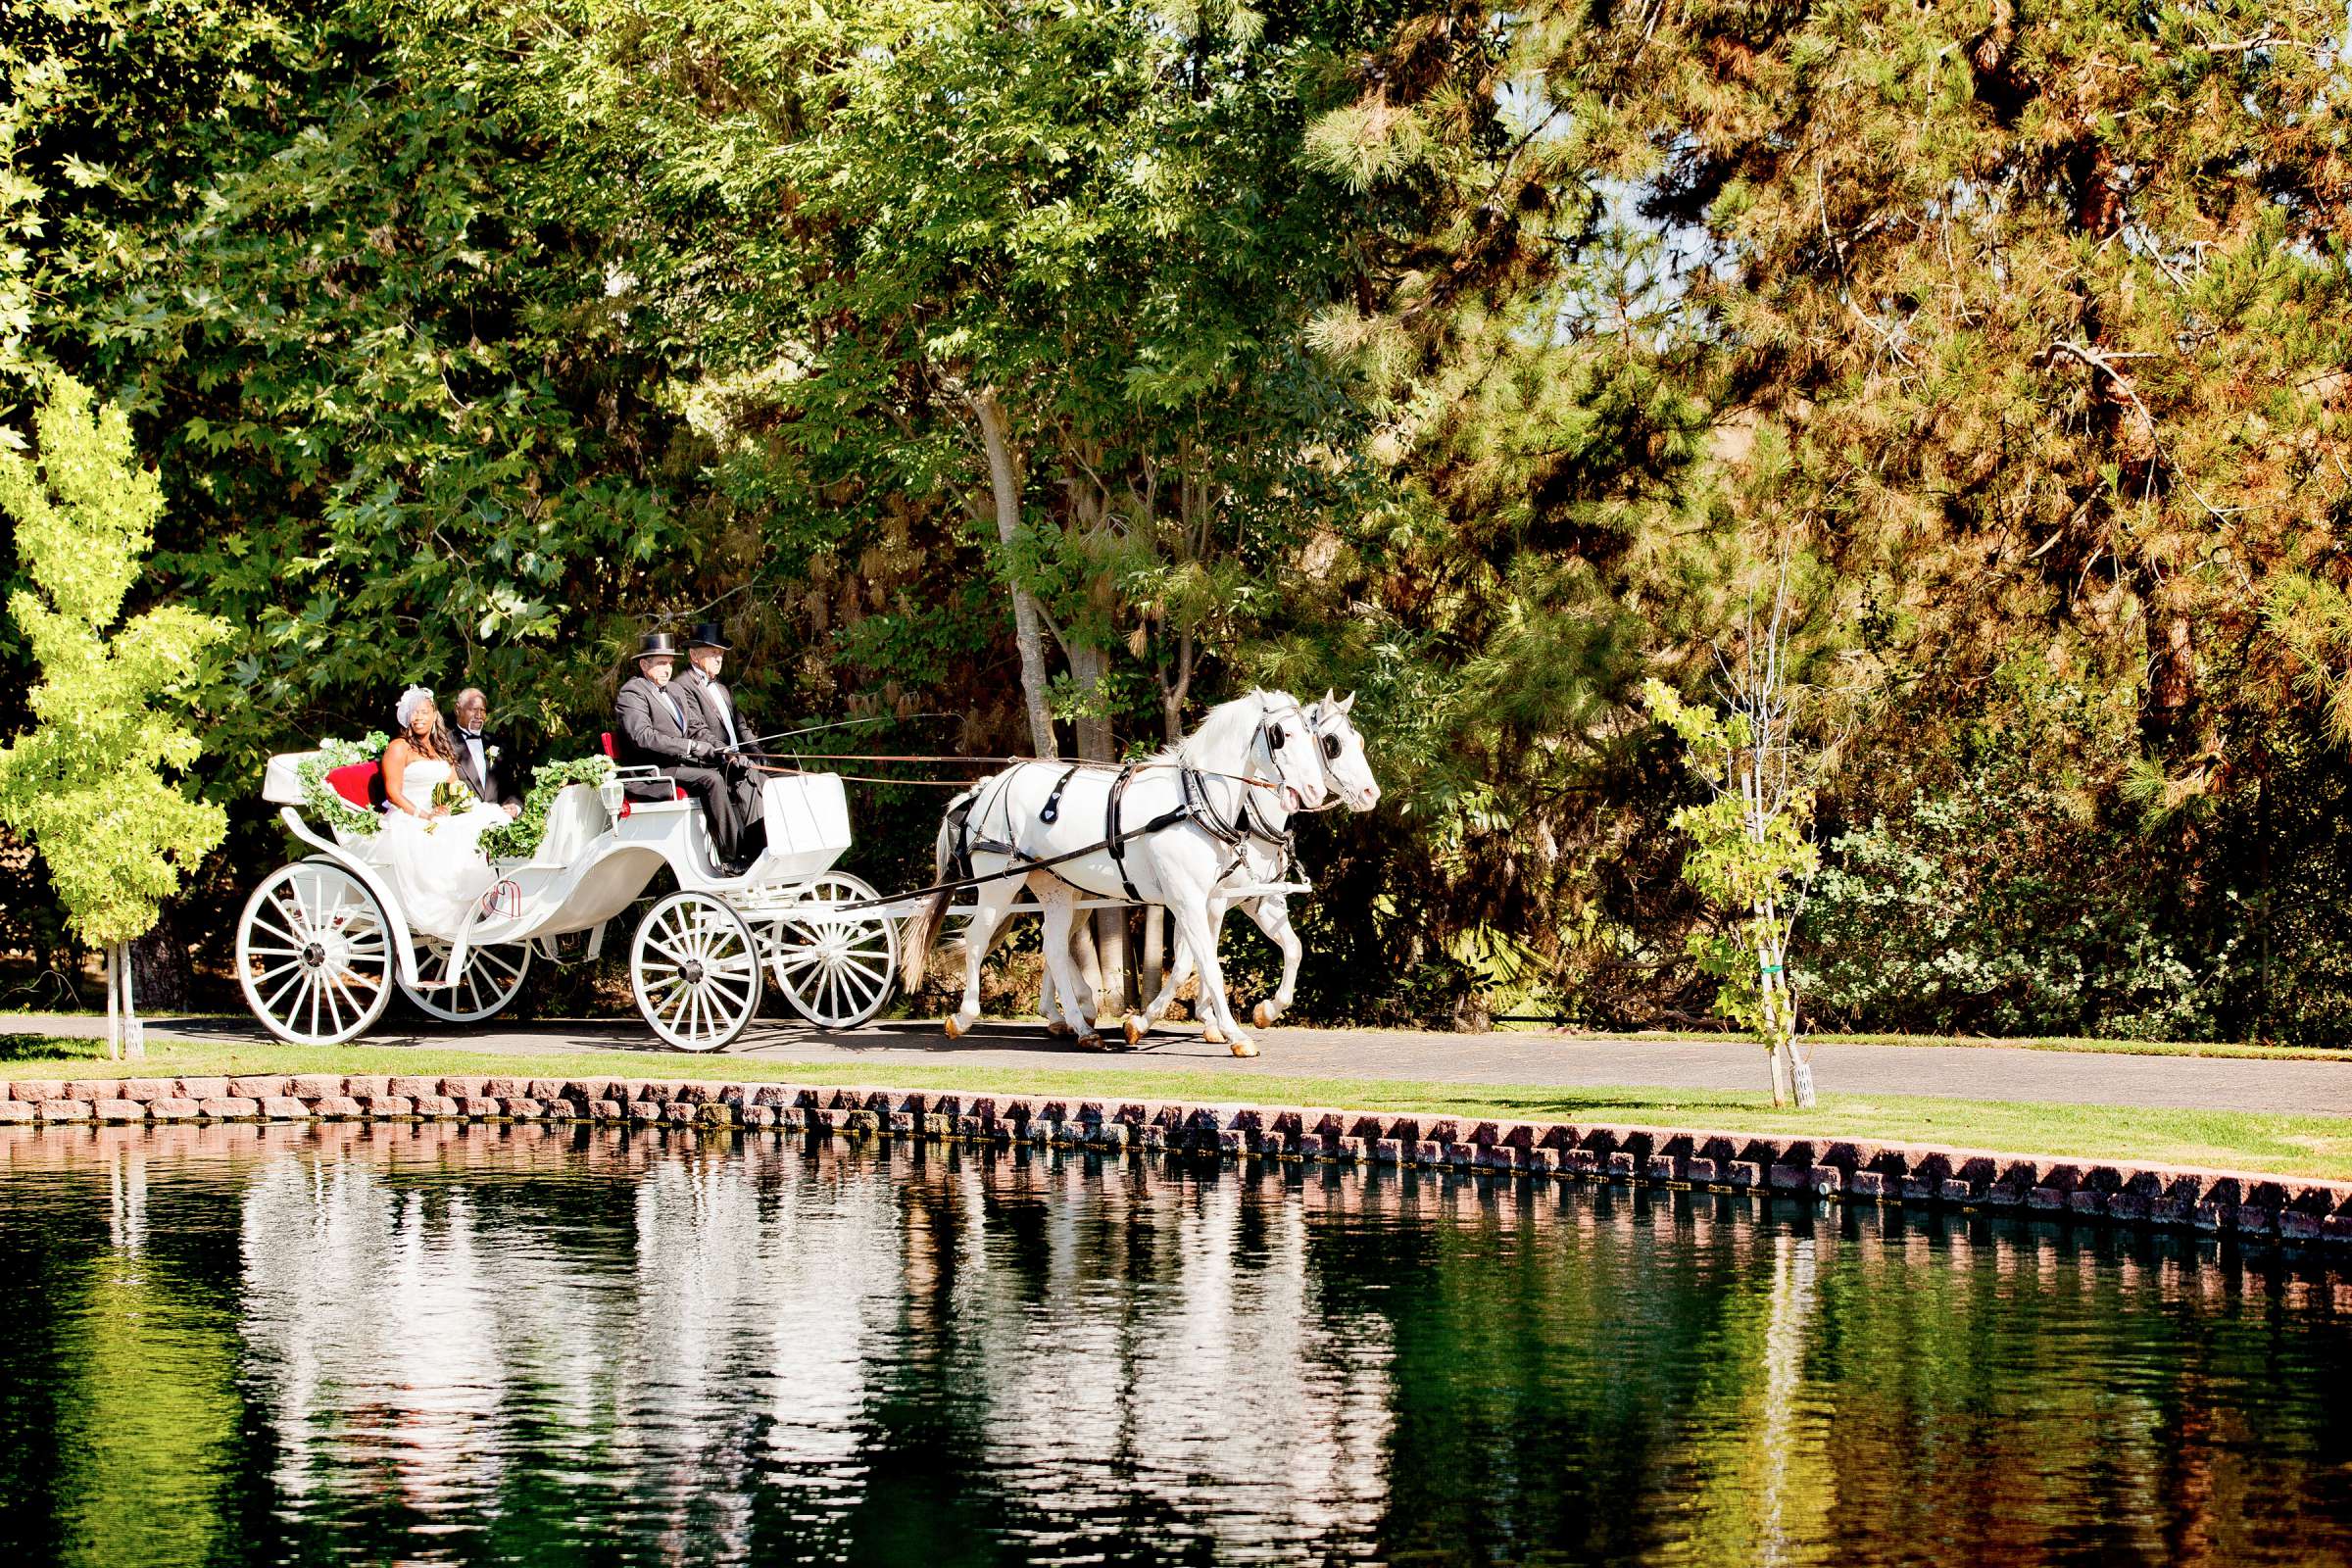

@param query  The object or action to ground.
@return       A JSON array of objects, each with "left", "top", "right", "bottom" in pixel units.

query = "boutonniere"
[{"left": 485, "top": 744, "right": 502, "bottom": 763}]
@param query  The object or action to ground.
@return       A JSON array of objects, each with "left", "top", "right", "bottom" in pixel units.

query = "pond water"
[{"left": 2, "top": 1124, "right": 2348, "bottom": 1567}]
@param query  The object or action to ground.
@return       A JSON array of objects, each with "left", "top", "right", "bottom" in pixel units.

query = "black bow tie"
[{"left": 460, "top": 730, "right": 482, "bottom": 741}]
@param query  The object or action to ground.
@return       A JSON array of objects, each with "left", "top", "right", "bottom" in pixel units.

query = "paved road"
[{"left": 10, "top": 1011, "right": 2352, "bottom": 1115}]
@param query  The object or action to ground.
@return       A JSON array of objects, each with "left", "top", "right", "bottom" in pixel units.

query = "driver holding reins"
[{"left": 673, "top": 621, "right": 767, "bottom": 865}]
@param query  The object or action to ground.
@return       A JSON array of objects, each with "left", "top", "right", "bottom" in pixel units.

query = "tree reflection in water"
[{"left": 0, "top": 1122, "right": 2346, "bottom": 1566}]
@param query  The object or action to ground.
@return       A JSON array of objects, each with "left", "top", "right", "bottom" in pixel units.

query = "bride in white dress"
[{"left": 375, "top": 686, "right": 514, "bottom": 941}]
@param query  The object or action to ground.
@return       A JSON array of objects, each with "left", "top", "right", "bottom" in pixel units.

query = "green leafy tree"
[
  {"left": 0, "top": 375, "right": 227, "bottom": 1054},
  {"left": 398, "top": 0, "right": 1410, "bottom": 991},
  {"left": 1642, "top": 572, "right": 1824, "bottom": 1105},
  {"left": 13, "top": 0, "right": 2352, "bottom": 1040}
]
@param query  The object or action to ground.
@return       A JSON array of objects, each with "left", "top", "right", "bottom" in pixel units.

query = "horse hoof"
[
  {"left": 1123, "top": 1014, "right": 1146, "bottom": 1048},
  {"left": 1045, "top": 1018, "right": 1073, "bottom": 1037},
  {"left": 1252, "top": 1001, "right": 1278, "bottom": 1029},
  {"left": 1077, "top": 1032, "right": 1106, "bottom": 1053},
  {"left": 1201, "top": 1024, "right": 1225, "bottom": 1047},
  {"left": 1229, "top": 1038, "right": 1259, "bottom": 1058},
  {"left": 943, "top": 1013, "right": 964, "bottom": 1040}
]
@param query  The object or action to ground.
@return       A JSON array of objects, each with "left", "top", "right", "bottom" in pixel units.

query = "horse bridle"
[
  {"left": 1285, "top": 699, "right": 1360, "bottom": 814},
  {"left": 1248, "top": 694, "right": 1325, "bottom": 810}
]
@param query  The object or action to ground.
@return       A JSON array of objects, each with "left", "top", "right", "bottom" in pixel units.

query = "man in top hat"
[
  {"left": 674, "top": 620, "right": 767, "bottom": 863},
  {"left": 612, "top": 630, "right": 752, "bottom": 877}
]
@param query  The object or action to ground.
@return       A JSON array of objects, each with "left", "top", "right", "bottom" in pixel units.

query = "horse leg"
[
  {"left": 1037, "top": 888, "right": 1104, "bottom": 1051},
  {"left": 1129, "top": 919, "right": 1193, "bottom": 1046},
  {"left": 1070, "top": 915, "right": 1113, "bottom": 1036},
  {"left": 1182, "top": 901, "right": 1237, "bottom": 1045},
  {"left": 946, "top": 878, "right": 1012, "bottom": 1039},
  {"left": 1172, "top": 898, "right": 1252, "bottom": 1056},
  {"left": 1036, "top": 929, "right": 1072, "bottom": 1035},
  {"left": 1049, "top": 926, "right": 1100, "bottom": 1036},
  {"left": 1127, "top": 898, "right": 1215, "bottom": 1046},
  {"left": 1250, "top": 896, "right": 1301, "bottom": 1030}
]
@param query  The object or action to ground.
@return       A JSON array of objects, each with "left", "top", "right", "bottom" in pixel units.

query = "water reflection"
[{"left": 0, "top": 1123, "right": 2347, "bottom": 1566}]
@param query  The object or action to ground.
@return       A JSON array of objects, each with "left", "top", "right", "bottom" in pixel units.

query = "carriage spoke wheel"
[
  {"left": 236, "top": 861, "right": 394, "bottom": 1046},
  {"left": 632, "top": 893, "right": 762, "bottom": 1052},
  {"left": 767, "top": 872, "right": 898, "bottom": 1029},
  {"left": 401, "top": 935, "right": 531, "bottom": 1023}
]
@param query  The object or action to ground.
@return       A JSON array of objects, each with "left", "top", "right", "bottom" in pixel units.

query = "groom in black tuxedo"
[
  {"left": 450, "top": 687, "right": 523, "bottom": 817},
  {"left": 612, "top": 631, "right": 752, "bottom": 876}
]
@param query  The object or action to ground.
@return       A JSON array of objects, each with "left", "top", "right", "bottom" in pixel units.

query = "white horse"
[
  {"left": 899, "top": 690, "right": 1333, "bottom": 1055},
  {"left": 1124, "top": 692, "right": 1380, "bottom": 1043}
]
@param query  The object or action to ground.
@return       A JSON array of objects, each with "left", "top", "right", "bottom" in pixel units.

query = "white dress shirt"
[
  {"left": 459, "top": 730, "right": 489, "bottom": 789},
  {"left": 706, "top": 682, "right": 741, "bottom": 748}
]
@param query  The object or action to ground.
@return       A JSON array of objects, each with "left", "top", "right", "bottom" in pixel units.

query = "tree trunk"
[
  {"left": 2143, "top": 606, "right": 2197, "bottom": 754},
  {"left": 129, "top": 906, "right": 191, "bottom": 1012},
  {"left": 1064, "top": 644, "right": 1134, "bottom": 1014},
  {"left": 1141, "top": 906, "right": 1165, "bottom": 1004},
  {"left": 1139, "top": 666, "right": 1187, "bottom": 1013},
  {"left": 119, "top": 942, "right": 142, "bottom": 1059},
  {"left": 970, "top": 390, "right": 1058, "bottom": 759}
]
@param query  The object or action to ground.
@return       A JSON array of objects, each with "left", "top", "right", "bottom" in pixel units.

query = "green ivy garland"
[
  {"left": 295, "top": 733, "right": 391, "bottom": 839},
  {"left": 478, "top": 756, "right": 617, "bottom": 861}
]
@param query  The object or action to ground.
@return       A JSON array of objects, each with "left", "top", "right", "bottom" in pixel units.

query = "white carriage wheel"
[
  {"left": 631, "top": 892, "right": 763, "bottom": 1051},
  {"left": 767, "top": 871, "right": 899, "bottom": 1029},
  {"left": 400, "top": 936, "right": 532, "bottom": 1023},
  {"left": 236, "top": 860, "right": 395, "bottom": 1046}
]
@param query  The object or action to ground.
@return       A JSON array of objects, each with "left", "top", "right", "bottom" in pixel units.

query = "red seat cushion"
[
  {"left": 602, "top": 730, "right": 685, "bottom": 799},
  {"left": 326, "top": 761, "right": 380, "bottom": 808}
]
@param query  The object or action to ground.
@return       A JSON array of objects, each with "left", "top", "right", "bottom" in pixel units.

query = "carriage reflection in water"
[{"left": 237, "top": 742, "right": 902, "bottom": 1051}]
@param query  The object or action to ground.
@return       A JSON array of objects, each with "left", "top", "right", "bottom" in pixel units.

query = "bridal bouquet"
[{"left": 427, "top": 776, "right": 477, "bottom": 831}]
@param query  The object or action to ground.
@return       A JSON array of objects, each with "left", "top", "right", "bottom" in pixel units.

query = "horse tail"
[{"left": 900, "top": 787, "right": 975, "bottom": 992}]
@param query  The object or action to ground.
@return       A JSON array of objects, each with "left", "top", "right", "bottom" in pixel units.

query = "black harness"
[
  {"left": 842, "top": 703, "right": 1322, "bottom": 913},
  {"left": 1105, "top": 764, "right": 1143, "bottom": 900},
  {"left": 1039, "top": 764, "right": 1079, "bottom": 824}
]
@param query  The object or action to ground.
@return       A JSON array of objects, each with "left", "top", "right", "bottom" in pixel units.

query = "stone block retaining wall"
[{"left": 6, "top": 1073, "right": 2348, "bottom": 1247}]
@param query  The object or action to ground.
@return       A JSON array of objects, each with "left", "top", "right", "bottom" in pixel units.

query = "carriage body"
[{"left": 237, "top": 752, "right": 899, "bottom": 1050}]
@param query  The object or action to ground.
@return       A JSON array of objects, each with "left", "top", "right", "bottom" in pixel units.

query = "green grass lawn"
[
  {"left": 17, "top": 1004, "right": 2351, "bottom": 1060},
  {"left": 1500, "top": 1025, "right": 2352, "bottom": 1063},
  {"left": 7, "top": 1034, "right": 2348, "bottom": 1182}
]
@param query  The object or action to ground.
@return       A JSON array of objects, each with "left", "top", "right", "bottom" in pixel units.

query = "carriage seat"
[
  {"left": 326, "top": 761, "right": 383, "bottom": 808},
  {"left": 600, "top": 732, "right": 690, "bottom": 804}
]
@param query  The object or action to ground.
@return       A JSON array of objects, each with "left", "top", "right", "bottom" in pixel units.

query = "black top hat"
[
  {"left": 634, "top": 631, "right": 680, "bottom": 661},
  {"left": 686, "top": 621, "right": 731, "bottom": 652}
]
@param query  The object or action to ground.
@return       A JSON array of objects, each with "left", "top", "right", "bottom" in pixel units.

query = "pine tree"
[{"left": 1302, "top": 0, "right": 2352, "bottom": 1025}]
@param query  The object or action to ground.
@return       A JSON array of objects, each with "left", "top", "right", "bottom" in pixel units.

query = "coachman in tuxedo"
[
  {"left": 675, "top": 621, "right": 769, "bottom": 861},
  {"left": 612, "top": 631, "right": 754, "bottom": 876},
  {"left": 449, "top": 687, "right": 523, "bottom": 816}
]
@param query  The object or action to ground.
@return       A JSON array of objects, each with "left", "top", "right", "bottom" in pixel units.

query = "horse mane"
[{"left": 1157, "top": 690, "right": 1273, "bottom": 769}]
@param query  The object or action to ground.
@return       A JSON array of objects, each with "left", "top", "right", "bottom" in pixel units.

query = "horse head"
[
  {"left": 1306, "top": 690, "right": 1381, "bottom": 811},
  {"left": 1179, "top": 690, "right": 1330, "bottom": 813},
  {"left": 1253, "top": 690, "right": 1333, "bottom": 814}
]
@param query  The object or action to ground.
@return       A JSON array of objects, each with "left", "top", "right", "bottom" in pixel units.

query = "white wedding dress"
[{"left": 372, "top": 758, "right": 513, "bottom": 940}]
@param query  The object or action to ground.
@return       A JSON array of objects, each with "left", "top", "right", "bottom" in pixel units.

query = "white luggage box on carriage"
[{"left": 754, "top": 772, "right": 852, "bottom": 883}]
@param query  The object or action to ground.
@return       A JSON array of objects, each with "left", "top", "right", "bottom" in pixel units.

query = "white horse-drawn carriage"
[
  {"left": 236, "top": 688, "right": 1379, "bottom": 1056},
  {"left": 237, "top": 743, "right": 901, "bottom": 1051}
]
